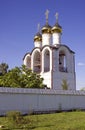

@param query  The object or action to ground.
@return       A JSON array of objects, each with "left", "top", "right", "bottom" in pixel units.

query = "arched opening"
[
  {"left": 59, "top": 50, "right": 67, "bottom": 72},
  {"left": 33, "top": 51, "right": 41, "bottom": 73},
  {"left": 26, "top": 56, "right": 31, "bottom": 69},
  {"left": 44, "top": 49, "right": 50, "bottom": 72}
]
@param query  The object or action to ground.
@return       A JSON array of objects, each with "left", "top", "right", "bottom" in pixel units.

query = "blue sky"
[{"left": 0, "top": 0, "right": 85, "bottom": 90}]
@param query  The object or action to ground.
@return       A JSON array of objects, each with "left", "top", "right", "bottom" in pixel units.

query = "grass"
[{"left": 0, "top": 111, "right": 85, "bottom": 129}]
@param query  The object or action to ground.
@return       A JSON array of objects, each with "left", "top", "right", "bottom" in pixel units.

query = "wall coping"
[{"left": 0, "top": 87, "right": 85, "bottom": 95}]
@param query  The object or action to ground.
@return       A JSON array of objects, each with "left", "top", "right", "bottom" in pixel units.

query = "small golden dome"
[
  {"left": 34, "top": 32, "right": 42, "bottom": 42},
  {"left": 41, "top": 24, "right": 52, "bottom": 34},
  {"left": 52, "top": 23, "right": 62, "bottom": 33}
]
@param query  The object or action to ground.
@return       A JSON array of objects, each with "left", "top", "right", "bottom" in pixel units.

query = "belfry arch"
[
  {"left": 25, "top": 56, "right": 31, "bottom": 69},
  {"left": 33, "top": 51, "right": 41, "bottom": 73},
  {"left": 43, "top": 49, "right": 50, "bottom": 72},
  {"left": 59, "top": 50, "right": 67, "bottom": 72}
]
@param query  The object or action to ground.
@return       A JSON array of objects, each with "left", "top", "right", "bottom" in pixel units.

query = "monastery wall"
[{"left": 0, "top": 87, "right": 85, "bottom": 115}]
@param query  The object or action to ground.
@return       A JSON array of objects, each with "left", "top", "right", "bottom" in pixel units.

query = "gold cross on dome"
[
  {"left": 45, "top": 9, "right": 49, "bottom": 24},
  {"left": 55, "top": 12, "right": 58, "bottom": 23},
  {"left": 37, "top": 23, "right": 40, "bottom": 32}
]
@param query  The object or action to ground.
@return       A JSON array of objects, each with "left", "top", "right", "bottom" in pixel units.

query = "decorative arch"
[
  {"left": 59, "top": 50, "right": 67, "bottom": 72},
  {"left": 33, "top": 50, "right": 41, "bottom": 73},
  {"left": 43, "top": 49, "right": 50, "bottom": 72},
  {"left": 23, "top": 53, "right": 31, "bottom": 69},
  {"left": 25, "top": 55, "right": 31, "bottom": 69}
]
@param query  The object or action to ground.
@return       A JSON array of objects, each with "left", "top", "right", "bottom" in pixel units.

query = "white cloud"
[{"left": 77, "top": 62, "right": 85, "bottom": 66}]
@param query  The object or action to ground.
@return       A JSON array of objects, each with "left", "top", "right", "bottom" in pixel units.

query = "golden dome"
[
  {"left": 34, "top": 32, "right": 42, "bottom": 42},
  {"left": 52, "top": 23, "right": 62, "bottom": 33},
  {"left": 41, "top": 24, "right": 52, "bottom": 34}
]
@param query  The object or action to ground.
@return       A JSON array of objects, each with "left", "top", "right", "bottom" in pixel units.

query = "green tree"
[
  {"left": 0, "top": 63, "right": 9, "bottom": 75},
  {"left": 61, "top": 79, "right": 68, "bottom": 90},
  {"left": 0, "top": 65, "right": 44, "bottom": 88},
  {"left": 80, "top": 87, "right": 85, "bottom": 91}
]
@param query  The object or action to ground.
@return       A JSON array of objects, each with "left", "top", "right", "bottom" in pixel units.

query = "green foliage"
[
  {"left": 0, "top": 65, "right": 44, "bottom": 88},
  {"left": 6, "top": 111, "right": 23, "bottom": 124},
  {"left": 6, "top": 111, "right": 34, "bottom": 129},
  {"left": 0, "top": 63, "right": 9, "bottom": 76},
  {"left": 80, "top": 87, "right": 85, "bottom": 91},
  {"left": 61, "top": 79, "right": 68, "bottom": 90}
]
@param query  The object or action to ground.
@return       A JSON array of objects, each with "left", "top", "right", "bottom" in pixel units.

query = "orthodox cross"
[
  {"left": 37, "top": 23, "right": 40, "bottom": 33},
  {"left": 45, "top": 9, "right": 49, "bottom": 24},
  {"left": 55, "top": 12, "right": 58, "bottom": 23}
]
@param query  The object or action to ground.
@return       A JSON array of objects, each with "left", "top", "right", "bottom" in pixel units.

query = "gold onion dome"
[
  {"left": 52, "top": 23, "right": 62, "bottom": 33},
  {"left": 34, "top": 32, "right": 42, "bottom": 42},
  {"left": 41, "top": 23, "right": 52, "bottom": 34}
]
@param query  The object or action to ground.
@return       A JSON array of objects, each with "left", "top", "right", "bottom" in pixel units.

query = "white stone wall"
[
  {"left": 0, "top": 87, "right": 85, "bottom": 115},
  {"left": 41, "top": 72, "right": 51, "bottom": 88},
  {"left": 53, "top": 71, "right": 76, "bottom": 90}
]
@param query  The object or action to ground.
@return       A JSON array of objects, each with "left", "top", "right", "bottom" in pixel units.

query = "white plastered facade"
[
  {"left": 52, "top": 45, "right": 76, "bottom": 90},
  {"left": 23, "top": 44, "right": 76, "bottom": 90}
]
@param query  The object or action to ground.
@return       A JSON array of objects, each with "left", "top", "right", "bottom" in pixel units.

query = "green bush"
[
  {"left": 6, "top": 111, "right": 23, "bottom": 124},
  {"left": 6, "top": 111, "right": 35, "bottom": 129}
]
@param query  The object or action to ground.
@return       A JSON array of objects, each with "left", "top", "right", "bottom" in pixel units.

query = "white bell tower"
[{"left": 23, "top": 10, "right": 76, "bottom": 90}]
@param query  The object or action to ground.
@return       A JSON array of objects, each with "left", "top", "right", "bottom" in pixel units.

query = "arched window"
[
  {"left": 44, "top": 49, "right": 50, "bottom": 72},
  {"left": 26, "top": 56, "right": 31, "bottom": 69},
  {"left": 59, "top": 50, "right": 67, "bottom": 72},
  {"left": 33, "top": 51, "right": 41, "bottom": 73}
]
